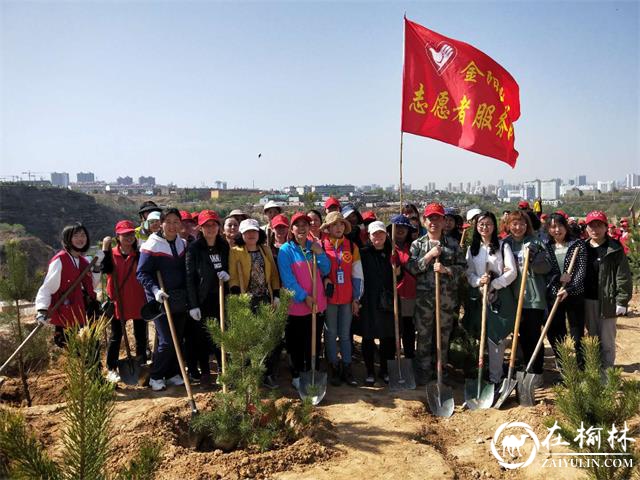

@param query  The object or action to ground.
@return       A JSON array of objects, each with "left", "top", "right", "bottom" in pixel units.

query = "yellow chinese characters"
[
  {"left": 486, "top": 71, "right": 505, "bottom": 102},
  {"left": 460, "top": 61, "right": 485, "bottom": 83},
  {"left": 452, "top": 94, "right": 471, "bottom": 126},
  {"left": 430, "top": 91, "right": 451, "bottom": 119},
  {"left": 409, "top": 83, "right": 428, "bottom": 114},
  {"left": 472, "top": 103, "right": 496, "bottom": 130},
  {"left": 495, "top": 105, "right": 514, "bottom": 140}
]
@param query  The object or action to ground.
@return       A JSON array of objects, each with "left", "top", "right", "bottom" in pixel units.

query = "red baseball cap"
[
  {"left": 555, "top": 209, "right": 569, "bottom": 219},
  {"left": 290, "top": 212, "right": 312, "bottom": 226},
  {"left": 518, "top": 200, "right": 530, "bottom": 209},
  {"left": 585, "top": 211, "right": 608, "bottom": 225},
  {"left": 540, "top": 213, "right": 548, "bottom": 221},
  {"left": 180, "top": 210, "right": 194, "bottom": 222},
  {"left": 362, "top": 211, "right": 377, "bottom": 222},
  {"left": 191, "top": 211, "right": 200, "bottom": 221},
  {"left": 198, "top": 210, "right": 221, "bottom": 226},
  {"left": 423, "top": 203, "right": 445, "bottom": 218},
  {"left": 324, "top": 197, "right": 341, "bottom": 210},
  {"left": 270, "top": 214, "right": 290, "bottom": 229},
  {"left": 115, "top": 220, "right": 136, "bottom": 235}
]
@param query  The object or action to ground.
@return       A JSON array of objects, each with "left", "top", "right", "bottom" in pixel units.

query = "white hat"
[
  {"left": 368, "top": 221, "right": 387, "bottom": 234},
  {"left": 466, "top": 208, "right": 482, "bottom": 222},
  {"left": 147, "top": 211, "right": 161, "bottom": 221},
  {"left": 239, "top": 218, "right": 260, "bottom": 234},
  {"left": 263, "top": 200, "right": 281, "bottom": 212}
]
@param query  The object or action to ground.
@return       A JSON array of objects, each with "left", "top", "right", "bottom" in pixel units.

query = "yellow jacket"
[{"left": 229, "top": 245, "right": 280, "bottom": 295}]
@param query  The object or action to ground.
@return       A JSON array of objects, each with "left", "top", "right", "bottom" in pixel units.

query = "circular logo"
[{"left": 490, "top": 421, "right": 540, "bottom": 470}]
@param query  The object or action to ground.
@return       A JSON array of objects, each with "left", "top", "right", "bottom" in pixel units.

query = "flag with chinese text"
[{"left": 402, "top": 17, "right": 520, "bottom": 167}]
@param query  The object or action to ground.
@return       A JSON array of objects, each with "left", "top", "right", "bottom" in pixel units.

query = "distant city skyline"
[{"left": 1, "top": 2, "right": 638, "bottom": 188}]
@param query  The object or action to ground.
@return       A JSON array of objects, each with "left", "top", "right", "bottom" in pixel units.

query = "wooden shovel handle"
[
  {"left": 507, "top": 247, "right": 530, "bottom": 370},
  {"left": 218, "top": 278, "right": 227, "bottom": 393}
]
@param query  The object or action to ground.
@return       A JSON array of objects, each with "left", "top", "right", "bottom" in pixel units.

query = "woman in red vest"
[
  {"left": 319, "top": 212, "right": 363, "bottom": 387},
  {"left": 101, "top": 220, "right": 148, "bottom": 383},
  {"left": 35, "top": 223, "right": 97, "bottom": 348}
]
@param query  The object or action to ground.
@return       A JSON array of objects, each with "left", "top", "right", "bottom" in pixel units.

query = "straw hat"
[{"left": 320, "top": 211, "right": 352, "bottom": 234}]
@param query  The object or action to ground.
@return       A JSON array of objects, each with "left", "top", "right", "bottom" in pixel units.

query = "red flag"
[{"left": 402, "top": 18, "right": 520, "bottom": 167}]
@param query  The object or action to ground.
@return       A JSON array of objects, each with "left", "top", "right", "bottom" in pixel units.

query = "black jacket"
[
  {"left": 185, "top": 236, "right": 230, "bottom": 315},
  {"left": 359, "top": 242, "right": 395, "bottom": 339},
  {"left": 545, "top": 238, "right": 587, "bottom": 298}
]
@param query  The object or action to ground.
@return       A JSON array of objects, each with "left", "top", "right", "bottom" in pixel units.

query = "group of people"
[{"left": 34, "top": 196, "right": 634, "bottom": 395}]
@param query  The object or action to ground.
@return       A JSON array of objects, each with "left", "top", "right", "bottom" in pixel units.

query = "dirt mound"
[{"left": 1, "top": 369, "right": 67, "bottom": 406}]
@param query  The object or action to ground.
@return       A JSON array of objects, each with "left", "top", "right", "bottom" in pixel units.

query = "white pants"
[
  {"left": 488, "top": 337, "right": 508, "bottom": 384},
  {"left": 584, "top": 299, "right": 617, "bottom": 369}
]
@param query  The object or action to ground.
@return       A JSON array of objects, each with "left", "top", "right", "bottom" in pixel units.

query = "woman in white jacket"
[{"left": 463, "top": 211, "right": 518, "bottom": 386}]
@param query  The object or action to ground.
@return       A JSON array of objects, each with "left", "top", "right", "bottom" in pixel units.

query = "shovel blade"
[
  {"left": 464, "top": 379, "right": 494, "bottom": 410},
  {"left": 493, "top": 377, "right": 517, "bottom": 409},
  {"left": 117, "top": 358, "right": 141, "bottom": 386},
  {"left": 426, "top": 382, "right": 454, "bottom": 417},
  {"left": 387, "top": 358, "right": 416, "bottom": 391},
  {"left": 299, "top": 371, "right": 327, "bottom": 406},
  {"left": 516, "top": 371, "right": 539, "bottom": 407}
]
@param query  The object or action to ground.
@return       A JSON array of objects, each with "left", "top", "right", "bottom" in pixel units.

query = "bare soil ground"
[{"left": 2, "top": 301, "right": 639, "bottom": 479}]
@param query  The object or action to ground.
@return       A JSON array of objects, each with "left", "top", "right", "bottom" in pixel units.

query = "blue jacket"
[{"left": 136, "top": 232, "right": 187, "bottom": 301}]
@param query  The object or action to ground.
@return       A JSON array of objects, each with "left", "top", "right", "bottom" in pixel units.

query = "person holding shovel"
[
  {"left": 137, "top": 208, "right": 189, "bottom": 392},
  {"left": 406, "top": 203, "right": 466, "bottom": 386},
  {"left": 101, "top": 220, "right": 148, "bottom": 383},
  {"left": 463, "top": 212, "right": 518, "bottom": 389},
  {"left": 359, "top": 221, "right": 398, "bottom": 385},
  {"left": 502, "top": 211, "right": 551, "bottom": 379},
  {"left": 319, "top": 211, "right": 363, "bottom": 387},
  {"left": 277, "top": 212, "right": 330, "bottom": 390},
  {"left": 185, "top": 210, "right": 229, "bottom": 386},
  {"left": 229, "top": 218, "right": 282, "bottom": 388},
  {"left": 544, "top": 213, "right": 587, "bottom": 367},
  {"left": 583, "top": 210, "right": 633, "bottom": 369}
]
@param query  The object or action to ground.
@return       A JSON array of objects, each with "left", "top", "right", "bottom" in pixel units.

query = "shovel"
[
  {"left": 299, "top": 253, "right": 327, "bottom": 406},
  {"left": 111, "top": 269, "right": 141, "bottom": 385},
  {"left": 426, "top": 270, "right": 454, "bottom": 417},
  {"left": 0, "top": 256, "right": 99, "bottom": 376},
  {"left": 494, "top": 247, "right": 530, "bottom": 409},
  {"left": 156, "top": 272, "right": 198, "bottom": 417},
  {"left": 218, "top": 278, "right": 227, "bottom": 393},
  {"left": 464, "top": 264, "right": 494, "bottom": 410},
  {"left": 516, "top": 247, "right": 580, "bottom": 406},
  {"left": 387, "top": 224, "right": 415, "bottom": 391}
]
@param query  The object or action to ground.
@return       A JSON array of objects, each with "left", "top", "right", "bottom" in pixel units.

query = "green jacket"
[
  {"left": 592, "top": 239, "right": 633, "bottom": 318},
  {"left": 503, "top": 235, "right": 551, "bottom": 310}
]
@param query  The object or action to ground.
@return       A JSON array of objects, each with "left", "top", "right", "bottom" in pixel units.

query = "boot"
[
  {"left": 329, "top": 363, "right": 342, "bottom": 387},
  {"left": 341, "top": 362, "right": 358, "bottom": 387}
]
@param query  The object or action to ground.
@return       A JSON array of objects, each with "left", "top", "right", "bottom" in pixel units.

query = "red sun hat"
[
  {"left": 585, "top": 211, "right": 608, "bottom": 225},
  {"left": 361, "top": 211, "right": 377, "bottom": 222},
  {"left": 290, "top": 212, "right": 312, "bottom": 226},
  {"left": 198, "top": 210, "right": 221, "bottom": 226},
  {"left": 423, "top": 203, "right": 445, "bottom": 218},
  {"left": 324, "top": 197, "right": 341, "bottom": 210},
  {"left": 518, "top": 200, "right": 530, "bottom": 209},
  {"left": 115, "top": 220, "right": 136, "bottom": 235},
  {"left": 270, "top": 214, "right": 290, "bottom": 229}
]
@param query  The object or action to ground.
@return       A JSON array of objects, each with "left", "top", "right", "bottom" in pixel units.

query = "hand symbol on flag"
[{"left": 428, "top": 44, "right": 454, "bottom": 73}]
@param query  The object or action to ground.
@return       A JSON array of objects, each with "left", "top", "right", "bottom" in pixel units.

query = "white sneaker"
[
  {"left": 291, "top": 377, "right": 300, "bottom": 390},
  {"left": 106, "top": 370, "right": 121, "bottom": 384},
  {"left": 166, "top": 374, "right": 185, "bottom": 386},
  {"left": 149, "top": 378, "right": 166, "bottom": 391}
]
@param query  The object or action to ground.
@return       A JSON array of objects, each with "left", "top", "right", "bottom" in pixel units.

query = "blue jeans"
[{"left": 324, "top": 303, "right": 353, "bottom": 365}]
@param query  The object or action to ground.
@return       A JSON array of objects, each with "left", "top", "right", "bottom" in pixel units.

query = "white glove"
[
  {"left": 154, "top": 289, "right": 169, "bottom": 303},
  {"left": 217, "top": 270, "right": 230, "bottom": 282},
  {"left": 189, "top": 307, "right": 202, "bottom": 321},
  {"left": 94, "top": 250, "right": 105, "bottom": 265},
  {"left": 272, "top": 297, "right": 281, "bottom": 309},
  {"left": 615, "top": 305, "right": 627, "bottom": 316},
  {"left": 36, "top": 310, "right": 49, "bottom": 325}
]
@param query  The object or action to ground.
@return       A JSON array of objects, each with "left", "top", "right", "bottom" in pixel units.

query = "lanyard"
[
  {"left": 297, "top": 242, "right": 314, "bottom": 281},
  {"left": 328, "top": 238, "right": 344, "bottom": 269}
]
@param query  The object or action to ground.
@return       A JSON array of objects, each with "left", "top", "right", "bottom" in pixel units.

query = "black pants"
[
  {"left": 401, "top": 316, "right": 415, "bottom": 359},
  {"left": 519, "top": 309, "right": 545, "bottom": 374},
  {"left": 362, "top": 336, "right": 396, "bottom": 377},
  {"left": 546, "top": 295, "right": 585, "bottom": 367},
  {"left": 106, "top": 318, "right": 148, "bottom": 370},
  {"left": 285, "top": 313, "right": 323, "bottom": 378},
  {"left": 151, "top": 312, "right": 187, "bottom": 381},
  {"left": 185, "top": 317, "right": 217, "bottom": 376}
]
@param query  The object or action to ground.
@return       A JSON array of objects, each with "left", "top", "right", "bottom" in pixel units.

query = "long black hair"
[
  {"left": 470, "top": 211, "right": 499, "bottom": 257},
  {"left": 547, "top": 213, "right": 577, "bottom": 243},
  {"left": 306, "top": 209, "right": 323, "bottom": 224},
  {"left": 61, "top": 222, "right": 90, "bottom": 253}
]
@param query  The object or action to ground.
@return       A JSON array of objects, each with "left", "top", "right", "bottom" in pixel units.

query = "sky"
[{"left": 1, "top": 0, "right": 638, "bottom": 190}]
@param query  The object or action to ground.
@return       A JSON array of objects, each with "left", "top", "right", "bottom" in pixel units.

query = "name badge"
[{"left": 336, "top": 269, "right": 345, "bottom": 284}]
